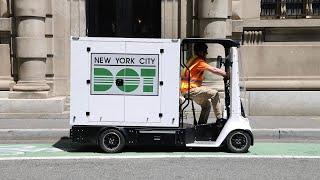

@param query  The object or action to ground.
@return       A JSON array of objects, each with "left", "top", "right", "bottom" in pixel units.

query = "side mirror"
[{"left": 216, "top": 56, "right": 223, "bottom": 68}]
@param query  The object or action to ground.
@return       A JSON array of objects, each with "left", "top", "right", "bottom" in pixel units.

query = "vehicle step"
[{"left": 186, "top": 141, "right": 220, "bottom": 147}]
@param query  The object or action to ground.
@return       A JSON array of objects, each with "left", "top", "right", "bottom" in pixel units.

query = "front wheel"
[
  {"left": 225, "top": 130, "right": 251, "bottom": 153},
  {"left": 99, "top": 129, "right": 125, "bottom": 153}
]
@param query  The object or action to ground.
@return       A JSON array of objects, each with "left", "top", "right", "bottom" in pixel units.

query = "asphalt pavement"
[
  {"left": 0, "top": 116, "right": 320, "bottom": 141},
  {"left": 1, "top": 141, "right": 320, "bottom": 180},
  {"left": 0, "top": 156, "right": 319, "bottom": 180}
]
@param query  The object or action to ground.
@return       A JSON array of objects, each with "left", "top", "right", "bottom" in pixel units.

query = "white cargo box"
[{"left": 70, "top": 37, "right": 180, "bottom": 127}]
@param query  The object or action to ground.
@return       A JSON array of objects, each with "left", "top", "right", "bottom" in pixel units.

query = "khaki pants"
[{"left": 181, "top": 86, "right": 223, "bottom": 124}]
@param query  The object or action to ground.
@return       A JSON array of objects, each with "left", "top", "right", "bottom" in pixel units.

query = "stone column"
[
  {"left": 11, "top": 0, "right": 50, "bottom": 98},
  {"left": 161, "top": 0, "right": 179, "bottom": 38},
  {"left": 0, "top": 0, "right": 14, "bottom": 91},
  {"left": 198, "top": 0, "right": 229, "bottom": 89},
  {"left": 0, "top": 44, "right": 14, "bottom": 90},
  {"left": 0, "top": 0, "right": 9, "bottom": 17}
]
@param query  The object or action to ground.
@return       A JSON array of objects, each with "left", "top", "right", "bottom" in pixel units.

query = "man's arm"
[
  {"left": 197, "top": 60, "right": 228, "bottom": 78},
  {"left": 207, "top": 66, "right": 227, "bottom": 78}
]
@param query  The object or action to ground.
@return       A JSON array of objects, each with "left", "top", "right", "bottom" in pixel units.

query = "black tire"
[
  {"left": 225, "top": 130, "right": 251, "bottom": 153},
  {"left": 99, "top": 129, "right": 125, "bottom": 153}
]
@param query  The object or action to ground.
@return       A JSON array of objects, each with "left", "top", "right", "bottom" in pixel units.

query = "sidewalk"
[
  {"left": 249, "top": 116, "right": 320, "bottom": 140},
  {"left": 0, "top": 116, "right": 320, "bottom": 141}
]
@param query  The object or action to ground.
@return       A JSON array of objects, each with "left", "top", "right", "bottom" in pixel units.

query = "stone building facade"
[{"left": 0, "top": 0, "right": 319, "bottom": 119}]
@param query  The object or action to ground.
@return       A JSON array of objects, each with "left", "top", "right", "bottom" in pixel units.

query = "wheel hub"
[
  {"left": 103, "top": 132, "right": 120, "bottom": 150},
  {"left": 231, "top": 133, "right": 247, "bottom": 150}
]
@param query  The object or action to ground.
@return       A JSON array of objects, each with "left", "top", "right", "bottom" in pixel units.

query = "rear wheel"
[
  {"left": 99, "top": 129, "right": 125, "bottom": 153},
  {"left": 225, "top": 130, "right": 251, "bottom": 153}
]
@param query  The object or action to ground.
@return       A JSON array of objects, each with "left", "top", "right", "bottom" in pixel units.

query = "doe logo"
[{"left": 93, "top": 67, "right": 157, "bottom": 95}]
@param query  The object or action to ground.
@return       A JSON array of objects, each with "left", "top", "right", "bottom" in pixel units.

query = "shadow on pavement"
[
  {"left": 53, "top": 137, "right": 100, "bottom": 153},
  {"left": 53, "top": 137, "right": 227, "bottom": 154}
]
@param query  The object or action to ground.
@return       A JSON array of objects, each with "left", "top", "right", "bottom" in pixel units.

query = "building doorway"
[{"left": 87, "top": 0, "right": 161, "bottom": 38}]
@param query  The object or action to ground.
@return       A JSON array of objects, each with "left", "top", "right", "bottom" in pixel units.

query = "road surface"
[{"left": 0, "top": 142, "right": 320, "bottom": 179}]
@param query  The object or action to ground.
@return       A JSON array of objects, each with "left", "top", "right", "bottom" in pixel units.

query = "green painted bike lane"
[{"left": 1, "top": 143, "right": 320, "bottom": 158}]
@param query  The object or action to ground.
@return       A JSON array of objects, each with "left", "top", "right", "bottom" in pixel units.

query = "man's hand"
[{"left": 224, "top": 72, "right": 230, "bottom": 80}]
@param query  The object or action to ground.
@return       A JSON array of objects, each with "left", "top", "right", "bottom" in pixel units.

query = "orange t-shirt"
[{"left": 181, "top": 56, "right": 210, "bottom": 93}]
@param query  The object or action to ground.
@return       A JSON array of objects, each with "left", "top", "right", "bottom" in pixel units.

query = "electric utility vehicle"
[{"left": 70, "top": 37, "right": 253, "bottom": 153}]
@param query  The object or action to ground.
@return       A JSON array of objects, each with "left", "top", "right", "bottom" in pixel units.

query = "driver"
[{"left": 181, "top": 42, "right": 228, "bottom": 125}]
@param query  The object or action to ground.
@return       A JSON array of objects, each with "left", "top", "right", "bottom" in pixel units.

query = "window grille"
[
  {"left": 285, "top": 0, "right": 306, "bottom": 18},
  {"left": 310, "top": 0, "right": 320, "bottom": 16},
  {"left": 261, "top": 0, "right": 319, "bottom": 18},
  {"left": 261, "top": 0, "right": 280, "bottom": 18}
]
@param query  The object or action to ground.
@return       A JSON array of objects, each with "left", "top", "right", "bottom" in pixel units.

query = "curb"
[
  {"left": 253, "top": 129, "right": 320, "bottom": 140},
  {"left": 0, "top": 129, "right": 320, "bottom": 140}
]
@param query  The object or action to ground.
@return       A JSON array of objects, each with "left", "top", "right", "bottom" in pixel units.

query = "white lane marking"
[
  {"left": 254, "top": 128, "right": 320, "bottom": 131},
  {"left": 1, "top": 128, "right": 320, "bottom": 130},
  {"left": 0, "top": 145, "right": 63, "bottom": 156},
  {"left": 0, "top": 129, "right": 69, "bottom": 132},
  {"left": 2, "top": 128, "right": 320, "bottom": 131},
  {"left": 1, "top": 155, "right": 320, "bottom": 161}
]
